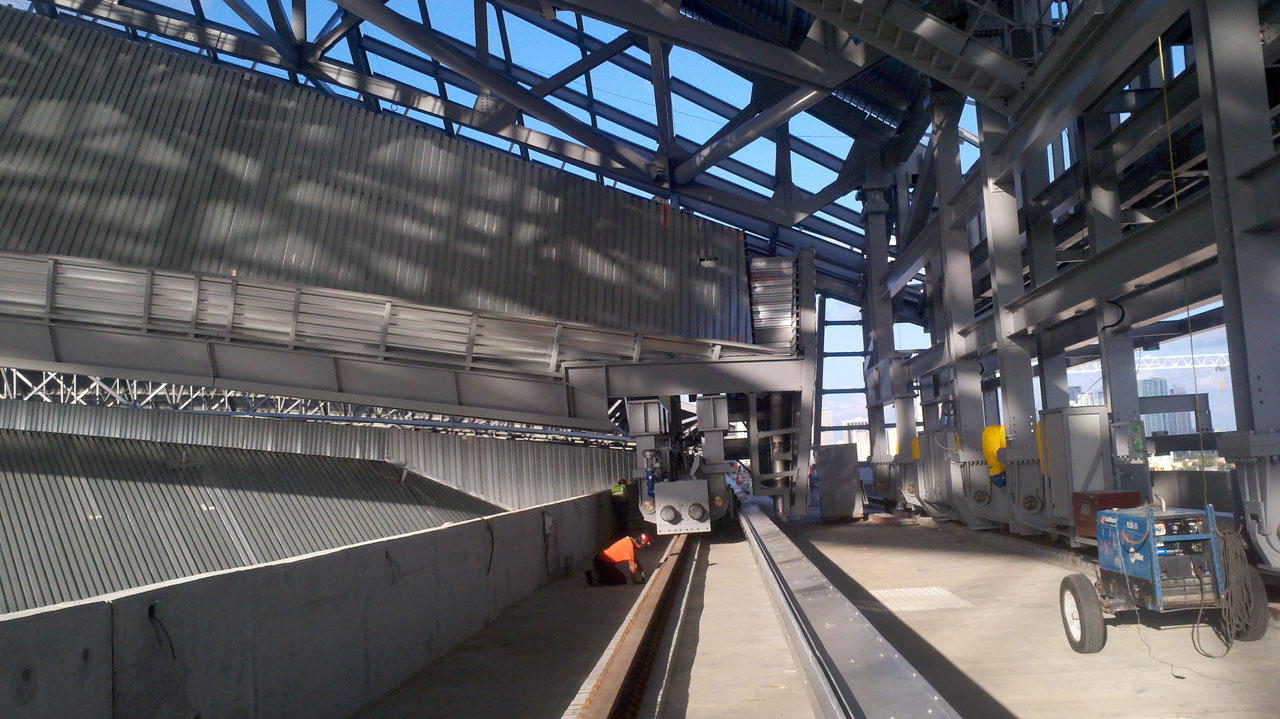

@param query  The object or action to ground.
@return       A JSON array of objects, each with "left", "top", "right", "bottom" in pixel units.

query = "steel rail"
[
  {"left": 576, "top": 534, "right": 694, "bottom": 719},
  {"left": 737, "top": 493, "right": 960, "bottom": 719}
]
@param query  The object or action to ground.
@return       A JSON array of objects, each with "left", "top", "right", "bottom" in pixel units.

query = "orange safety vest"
[{"left": 599, "top": 537, "right": 635, "bottom": 565}]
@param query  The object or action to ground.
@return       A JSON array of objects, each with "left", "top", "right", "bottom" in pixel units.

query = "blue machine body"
[{"left": 1095, "top": 505, "right": 1224, "bottom": 612}]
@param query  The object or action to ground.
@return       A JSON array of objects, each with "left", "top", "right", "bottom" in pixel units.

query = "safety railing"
[{"left": 0, "top": 252, "right": 787, "bottom": 379}]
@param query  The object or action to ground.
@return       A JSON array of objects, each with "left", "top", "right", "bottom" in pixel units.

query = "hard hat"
[{"left": 638, "top": 532, "right": 653, "bottom": 547}]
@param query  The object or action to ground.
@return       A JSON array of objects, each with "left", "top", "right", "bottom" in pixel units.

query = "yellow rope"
[{"left": 1157, "top": 36, "right": 1208, "bottom": 500}]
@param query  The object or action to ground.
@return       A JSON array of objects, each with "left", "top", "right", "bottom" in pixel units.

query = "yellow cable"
[
  {"left": 1157, "top": 37, "right": 1180, "bottom": 210},
  {"left": 1158, "top": 36, "right": 1208, "bottom": 501}
]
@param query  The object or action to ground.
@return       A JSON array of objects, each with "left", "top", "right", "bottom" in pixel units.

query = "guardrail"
[{"left": 737, "top": 495, "right": 960, "bottom": 719}]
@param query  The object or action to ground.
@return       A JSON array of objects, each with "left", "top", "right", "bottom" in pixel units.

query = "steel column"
[
  {"left": 862, "top": 188, "right": 893, "bottom": 459},
  {"left": 1191, "top": 0, "right": 1280, "bottom": 570},
  {"left": 934, "top": 91, "right": 983, "bottom": 439},
  {"left": 1190, "top": 0, "right": 1280, "bottom": 434},
  {"left": 1023, "top": 151, "right": 1069, "bottom": 409},
  {"left": 1079, "top": 113, "right": 1141, "bottom": 428},
  {"left": 980, "top": 105, "right": 1037, "bottom": 447}
]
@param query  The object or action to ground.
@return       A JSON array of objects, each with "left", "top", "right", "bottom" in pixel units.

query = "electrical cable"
[
  {"left": 147, "top": 603, "right": 177, "bottom": 661},
  {"left": 485, "top": 519, "right": 495, "bottom": 575},
  {"left": 1099, "top": 300, "right": 1126, "bottom": 332},
  {"left": 385, "top": 549, "right": 405, "bottom": 586},
  {"left": 1203, "top": 530, "right": 1256, "bottom": 656}
]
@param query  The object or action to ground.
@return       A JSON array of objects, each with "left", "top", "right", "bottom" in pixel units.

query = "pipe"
[{"left": 769, "top": 392, "right": 787, "bottom": 483}]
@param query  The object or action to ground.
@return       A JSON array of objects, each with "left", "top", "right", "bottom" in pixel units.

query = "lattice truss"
[
  {"left": 0, "top": 368, "right": 631, "bottom": 444},
  {"left": 10, "top": 0, "right": 1085, "bottom": 313}
]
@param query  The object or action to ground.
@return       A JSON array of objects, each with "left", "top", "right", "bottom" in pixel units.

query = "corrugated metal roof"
[
  {"left": 0, "top": 428, "right": 503, "bottom": 614},
  {"left": 0, "top": 9, "right": 752, "bottom": 343}
]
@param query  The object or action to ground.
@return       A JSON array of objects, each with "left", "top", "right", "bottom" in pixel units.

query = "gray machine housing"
[
  {"left": 815, "top": 444, "right": 864, "bottom": 521},
  {"left": 654, "top": 479, "right": 714, "bottom": 535}
]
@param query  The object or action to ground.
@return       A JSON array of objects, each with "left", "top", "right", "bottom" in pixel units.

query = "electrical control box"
[
  {"left": 1096, "top": 506, "right": 1224, "bottom": 612},
  {"left": 1040, "top": 406, "right": 1115, "bottom": 524}
]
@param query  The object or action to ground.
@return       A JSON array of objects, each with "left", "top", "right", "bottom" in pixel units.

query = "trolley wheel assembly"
[{"left": 1060, "top": 573, "right": 1107, "bottom": 654}]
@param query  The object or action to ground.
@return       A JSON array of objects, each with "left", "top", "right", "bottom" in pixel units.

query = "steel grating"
[
  {"left": 0, "top": 428, "right": 505, "bottom": 614},
  {"left": 867, "top": 586, "right": 975, "bottom": 612}
]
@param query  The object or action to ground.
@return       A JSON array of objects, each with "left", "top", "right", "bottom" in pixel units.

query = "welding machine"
[{"left": 1058, "top": 505, "right": 1225, "bottom": 653}]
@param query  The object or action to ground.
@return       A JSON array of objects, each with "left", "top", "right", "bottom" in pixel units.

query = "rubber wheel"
[
  {"left": 1060, "top": 573, "right": 1107, "bottom": 653},
  {"left": 1236, "top": 567, "right": 1270, "bottom": 642}
]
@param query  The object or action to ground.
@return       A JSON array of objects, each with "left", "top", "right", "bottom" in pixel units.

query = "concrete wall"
[{"left": 1, "top": 492, "right": 610, "bottom": 719}]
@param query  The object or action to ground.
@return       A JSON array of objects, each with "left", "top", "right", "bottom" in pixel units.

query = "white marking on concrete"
[{"left": 869, "top": 587, "right": 975, "bottom": 612}]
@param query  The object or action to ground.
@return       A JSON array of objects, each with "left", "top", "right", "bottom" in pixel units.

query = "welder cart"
[{"left": 1059, "top": 505, "right": 1230, "bottom": 653}]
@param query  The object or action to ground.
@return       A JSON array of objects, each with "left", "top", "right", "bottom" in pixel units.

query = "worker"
[
  {"left": 610, "top": 478, "right": 630, "bottom": 535},
  {"left": 585, "top": 533, "right": 652, "bottom": 586}
]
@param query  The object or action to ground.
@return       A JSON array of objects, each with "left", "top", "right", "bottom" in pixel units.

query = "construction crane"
[{"left": 1066, "top": 354, "right": 1231, "bottom": 374}]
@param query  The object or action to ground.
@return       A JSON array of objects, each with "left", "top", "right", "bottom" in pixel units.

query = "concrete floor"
[
  {"left": 353, "top": 540, "right": 667, "bottom": 719},
  {"left": 782, "top": 513, "right": 1280, "bottom": 719},
  {"left": 352, "top": 529, "right": 816, "bottom": 719},
  {"left": 657, "top": 521, "right": 814, "bottom": 719}
]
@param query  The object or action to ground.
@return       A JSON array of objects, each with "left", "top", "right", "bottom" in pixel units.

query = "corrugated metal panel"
[
  {"left": 749, "top": 256, "right": 799, "bottom": 349},
  {"left": 0, "top": 400, "right": 632, "bottom": 511},
  {"left": 0, "top": 9, "right": 752, "bottom": 342},
  {"left": 0, "top": 428, "right": 503, "bottom": 614}
]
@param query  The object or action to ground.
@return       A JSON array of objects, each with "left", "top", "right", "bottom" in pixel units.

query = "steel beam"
[
  {"left": 648, "top": 37, "right": 675, "bottom": 165},
  {"left": 989, "top": 0, "right": 1189, "bottom": 180},
  {"left": 222, "top": 0, "right": 298, "bottom": 63},
  {"left": 333, "top": 0, "right": 654, "bottom": 177},
  {"left": 1004, "top": 195, "right": 1216, "bottom": 336},
  {"left": 785, "top": 0, "right": 1024, "bottom": 110},
  {"left": 531, "top": 0, "right": 883, "bottom": 90},
  {"left": 575, "top": 358, "right": 809, "bottom": 398},
  {"left": 672, "top": 87, "right": 828, "bottom": 185}
]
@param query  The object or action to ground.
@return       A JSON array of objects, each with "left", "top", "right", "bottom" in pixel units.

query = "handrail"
[{"left": 0, "top": 252, "right": 787, "bottom": 381}]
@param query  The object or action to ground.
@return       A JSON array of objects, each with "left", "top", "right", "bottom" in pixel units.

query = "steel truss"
[
  {"left": 12, "top": 0, "right": 1280, "bottom": 542},
  {"left": 0, "top": 367, "right": 631, "bottom": 445},
  {"left": 1066, "top": 353, "right": 1230, "bottom": 374},
  {"left": 8, "top": 0, "right": 1100, "bottom": 318}
]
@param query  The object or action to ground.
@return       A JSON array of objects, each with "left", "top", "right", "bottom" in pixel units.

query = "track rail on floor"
[
  {"left": 738, "top": 496, "right": 961, "bottom": 719},
  {"left": 575, "top": 534, "right": 694, "bottom": 719}
]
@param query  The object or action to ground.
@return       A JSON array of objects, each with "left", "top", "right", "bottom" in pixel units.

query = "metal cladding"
[
  {"left": 0, "top": 428, "right": 504, "bottom": 614},
  {"left": 0, "top": 9, "right": 751, "bottom": 343},
  {"left": 0, "top": 400, "right": 633, "bottom": 512}
]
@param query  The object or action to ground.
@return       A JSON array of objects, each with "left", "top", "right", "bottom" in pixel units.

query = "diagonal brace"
[{"left": 333, "top": 0, "right": 654, "bottom": 177}]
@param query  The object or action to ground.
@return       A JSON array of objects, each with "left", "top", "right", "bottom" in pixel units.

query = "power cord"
[
  {"left": 385, "top": 549, "right": 405, "bottom": 586},
  {"left": 1208, "top": 530, "right": 1255, "bottom": 653},
  {"left": 485, "top": 519, "right": 495, "bottom": 575},
  {"left": 147, "top": 602, "right": 177, "bottom": 660}
]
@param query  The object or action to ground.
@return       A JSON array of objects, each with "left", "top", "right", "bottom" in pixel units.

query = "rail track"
[{"left": 569, "top": 493, "right": 959, "bottom": 719}]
